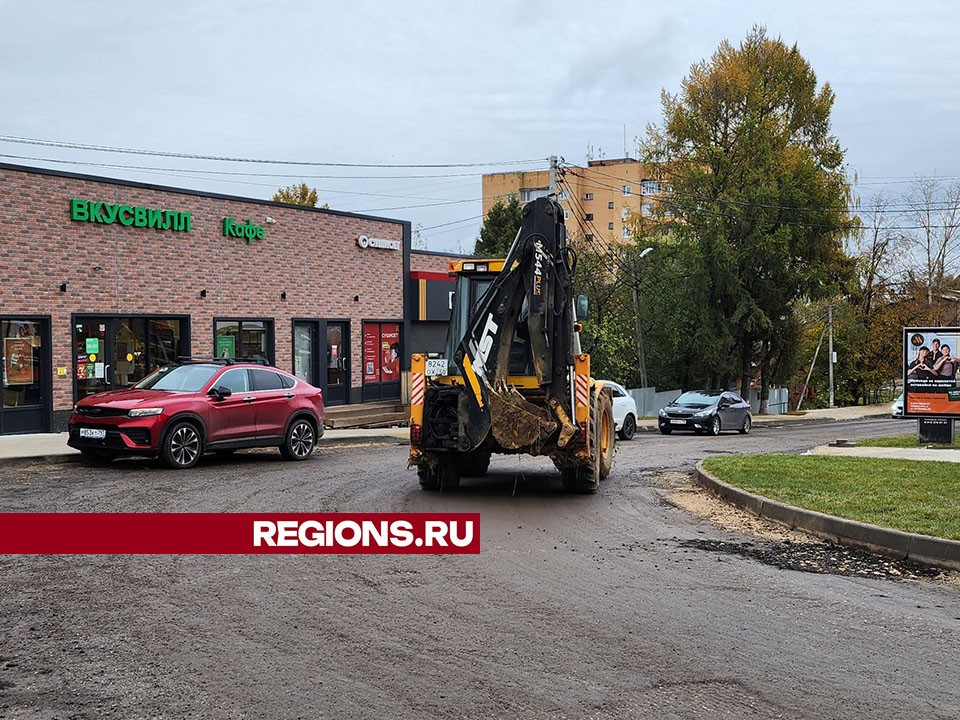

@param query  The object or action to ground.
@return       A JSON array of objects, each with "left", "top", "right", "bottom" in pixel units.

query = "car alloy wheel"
[
  {"left": 708, "top": 415, "right": 721, "bottom": 436},
  {"left": 739, "top": 416, "right": 752, "bottom": 434},
  {"left": 618, "top": 414, "right": 636, "bottom": 441},
  {"left": 161, "top": 421, "right": 202, "bottom": 469},
  {"left": 281, "top": 418, "right": 316, "bottom": 460}
]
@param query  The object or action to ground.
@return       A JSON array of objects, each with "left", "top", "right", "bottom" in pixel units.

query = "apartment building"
[{"left": 481, "top": 158, "right": 663, "bottom": 245}]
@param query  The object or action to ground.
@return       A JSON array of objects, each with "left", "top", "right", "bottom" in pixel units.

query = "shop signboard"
[
  {"left": 903, "top": 327, "right": 960, "bottom": 418},
  {"left": 70, "top": 199, "right": 192, "bottom": 232},
  {"left": 223, "top": 217, "right": 265, "bottom": 244}
]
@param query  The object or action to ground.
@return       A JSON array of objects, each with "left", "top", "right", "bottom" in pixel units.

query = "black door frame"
[
  {"left": 322, "top": 319, "right": 350, "bottom": 406},
  {"left": 291, "top": 318, "right": 351, "bottom": 406},
  {"left": 0, "top": 315, "right": 52, "bottom": 435},
  {"left": 71, "top": 313, "right": 191, "bottom": 403}
]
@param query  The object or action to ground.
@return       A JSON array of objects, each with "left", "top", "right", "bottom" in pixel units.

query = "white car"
[
  {"left": 891, "top": 392, "right": 904, "bottom": 418},
  {"left": 603, "top": 381, "right": 638, "bottom": 440}
]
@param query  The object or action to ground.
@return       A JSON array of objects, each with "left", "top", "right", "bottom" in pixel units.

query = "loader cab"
[{"left": 444, "top": 259, "right": 532, "bottom": 376}]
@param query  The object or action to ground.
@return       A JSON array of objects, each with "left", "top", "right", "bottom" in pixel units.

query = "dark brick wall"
[{"left": 0, "top": 165, "right": 407, "bottom": 413}]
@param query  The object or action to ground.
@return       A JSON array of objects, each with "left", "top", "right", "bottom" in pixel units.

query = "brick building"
[
  {"left": 0, "top": 163, "right": 413, "bottom": 435},
  {"left": 481, "top": 158, "right": 662, "bottom": 245},
  {"left": 407, "top": 249, "right": 475, "bottom": 356}
]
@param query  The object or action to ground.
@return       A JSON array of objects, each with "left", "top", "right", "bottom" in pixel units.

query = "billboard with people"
[{"left": 903, "top": 327, "right": 960, "bottom": 417}]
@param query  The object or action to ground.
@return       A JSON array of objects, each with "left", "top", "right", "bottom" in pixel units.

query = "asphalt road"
[{"left": 1, "top": 418, "right": 958, "bottom": 719}]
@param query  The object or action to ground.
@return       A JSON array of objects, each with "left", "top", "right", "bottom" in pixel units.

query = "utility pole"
[
  {"left": 797, "top": 323, "right": 827, "bottom": 412},
  {"left": 548, "top": 155, "right": 558, "bottom": 197},
  {"left": 631, "top": 247, "right": 654, "bottom": 388},
  {"left": 632, "top": 281, "right": 647, "bottom": 389},
  {"left": 828, "top": 303, "right": 835, "bottom": 408}
]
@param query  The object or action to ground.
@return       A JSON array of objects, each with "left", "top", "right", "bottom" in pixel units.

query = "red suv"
[{"left": 68, "top": 360, "right": 324, "bottom": 469}]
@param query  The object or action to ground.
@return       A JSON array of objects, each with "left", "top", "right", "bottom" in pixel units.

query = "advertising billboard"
[{"left": 903, "top": 327, "right": 960, "bottom": 417}]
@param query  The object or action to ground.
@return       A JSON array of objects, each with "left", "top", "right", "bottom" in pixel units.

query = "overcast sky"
[{"left": 3, "top": 0, "right": 958, "bottom": 253}]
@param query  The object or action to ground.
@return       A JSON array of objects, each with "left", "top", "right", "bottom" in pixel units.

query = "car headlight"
[
  {"left": 658, "top": 408, "right": 667, "bottom": 417},
  {"left": 128, "top": 407, "right": 163, "bottom": 418},
  {"left": 693, "top": 410, "right": 712, "bottom": 418}
]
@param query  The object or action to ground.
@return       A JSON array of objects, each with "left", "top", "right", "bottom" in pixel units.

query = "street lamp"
[{"left": 632, "top": 247, "right": 654, "bottom": 388}]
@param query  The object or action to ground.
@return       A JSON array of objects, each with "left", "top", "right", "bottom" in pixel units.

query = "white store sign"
[{"left": 357, "top": 234, "right": 400, "bottom": 251}]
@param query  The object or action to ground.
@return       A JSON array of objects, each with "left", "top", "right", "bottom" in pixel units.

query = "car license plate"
[
  {"left": 670, "top": 419, "right": 686, "bottom": 425},
  {"left": 425, "top": 358, "right": 448, "bottom": 377},
  {"left": 79, "top": 428, "right": 107, "bottom": 440}
]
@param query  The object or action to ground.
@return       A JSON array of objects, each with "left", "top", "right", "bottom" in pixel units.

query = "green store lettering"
[
  {"left": 222, "top": 217, "right": 265, "bottom": 244},
  {"left": 70, "top": 199, "right": 192, "bottom": 232}
]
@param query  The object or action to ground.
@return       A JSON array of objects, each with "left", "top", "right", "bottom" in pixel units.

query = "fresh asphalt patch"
[{"left": 679, "top": 537, "right": 944, "bottom": 581}]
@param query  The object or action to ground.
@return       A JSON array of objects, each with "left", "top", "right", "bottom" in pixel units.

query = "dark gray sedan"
[{"left": 657, "top": 390, "right": 752, "bottom": 435}]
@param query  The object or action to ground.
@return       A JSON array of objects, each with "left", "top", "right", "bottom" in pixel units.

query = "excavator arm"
[{"left": 454, "top": 197, "right": 579, "bottom": 452}]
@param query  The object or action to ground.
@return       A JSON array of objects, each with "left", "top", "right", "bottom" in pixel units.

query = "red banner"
[
  {"left": 380, "top": 322, "right": 400, "bottom": 382},
  {"left": 0, "top": 513, "right": 480, "bottom": 554}
]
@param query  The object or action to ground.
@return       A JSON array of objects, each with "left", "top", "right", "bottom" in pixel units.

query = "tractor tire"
[
  {"left": 597, "top": 389, "right": 615, "bottom": 480},
  {"left": 418, "top": 455, "right": 461, "bottom": 492},
  {"left": 561, "top": 386, "right": 614, "bottom": 493}
]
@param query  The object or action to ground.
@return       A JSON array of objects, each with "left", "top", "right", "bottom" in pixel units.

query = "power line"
[
  {"left": 564, "top": 167, "right": 960, "bottom": 231},
  {"left": 573, "top": 162, "right": 960, "bottom": 217},
  {"left": 0, "top": 135, "right": 545, "bottom": 169},
  {"left": 0, "top": 152, "right": 497, "bottom": 180}
]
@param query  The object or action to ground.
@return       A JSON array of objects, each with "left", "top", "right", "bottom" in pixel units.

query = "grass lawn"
[{"left": 701, "top": 454, "right": 960, "bottom": 540}]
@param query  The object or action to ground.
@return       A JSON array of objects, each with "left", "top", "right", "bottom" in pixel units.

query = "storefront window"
[
  {"left": 216, "top": 319, "right": 273, "bottom": 363},
  {"left": 73, "top": 316, "right": 188, "bottom": 401},
  {"left": 293, "top": 322, "right": 316, "bottom": 385},
  {"left": 150, "top": 319, "right": 182, "bottom": 367},
  {"left": 3, "top": 320, "right": 42, "bottom": 407},
  {"left": 363, "top": 322, "right": 401, "bottom": 384}
]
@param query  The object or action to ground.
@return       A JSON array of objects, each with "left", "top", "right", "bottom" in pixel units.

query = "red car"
[{"left": 68, "top": 360, "right": 324, "bottom": 469}]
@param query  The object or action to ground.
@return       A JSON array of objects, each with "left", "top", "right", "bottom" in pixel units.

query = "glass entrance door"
[
  {"left": 324, "top": 322, "right": 349, "bottom": 406},
  {"left": 74, "top": 317, "right": 186, "bottom": 401},
  {"left": 75, "top": 319, "right": 111, "bottom": 398}
]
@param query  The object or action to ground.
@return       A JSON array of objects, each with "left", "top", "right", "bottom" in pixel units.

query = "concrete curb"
[
  {"left": 1, "top": 433, "right": 409, "bottom": 468},
  {"left": 694, "top": 461, "right": 960, "bottom": 572}
]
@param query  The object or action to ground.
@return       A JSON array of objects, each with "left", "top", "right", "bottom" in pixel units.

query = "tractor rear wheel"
[
  {"left": 560, "top": 386, "right": 614, "bottom": 493},
  {"left": 418, "top": 455, "right": 462, "bottom": 492}
]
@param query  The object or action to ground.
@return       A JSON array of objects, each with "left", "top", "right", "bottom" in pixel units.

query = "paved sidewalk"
[
  {"left": 811, "top": 444, "right": 960, "bottom": 463},
  {"left": 0, "top": 426, "right": 410, "bottom": 464},
  {"left": 0, "top": 402, "right": 939, "bottom": 465}
]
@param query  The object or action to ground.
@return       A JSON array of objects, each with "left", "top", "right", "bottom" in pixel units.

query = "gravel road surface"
[{"left": 1, "top": 418, "right": 957, "bottom": 719}]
